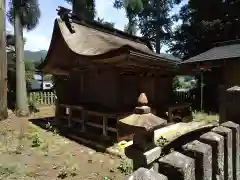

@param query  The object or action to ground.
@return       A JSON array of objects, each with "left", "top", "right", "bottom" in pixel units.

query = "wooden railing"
[
  {"left": 175, "top": 90, "right": 193, "bottom": 102},
  {"left": 28, "top": 91, "right": 56, "bottom": 106}
]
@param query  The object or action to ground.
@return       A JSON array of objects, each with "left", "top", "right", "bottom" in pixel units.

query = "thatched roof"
[
  {"left": 58, "top": 19, "right": 155, "bottom": 56},
  {"left": 39, "top": 16, "right": 180, "bottom": 74}
]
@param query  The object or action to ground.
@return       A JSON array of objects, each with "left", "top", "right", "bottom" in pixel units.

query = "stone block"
[
  {"left": 144, "top": 146, "right": 162, "bottom": 165},
  {"left": 182, "top": 140, "right": 212, "bottom": 180},
  {"left": 221, "top": 121, "right": 240, "bottom": 180},
  {"left": 212, "top": 126, "right": 233, "bottom": 180},
  {"left": 125, "top": 145, "right": 162, "bottom": 170},
  {"left": 200, "top": 132, "right": 224, "bottom": 180},
  {"left": 127, "top": 167, "right": 168, "bottom": 180},
  {"left": 158, "top": 151, "right": 195, "bottom": 180}
]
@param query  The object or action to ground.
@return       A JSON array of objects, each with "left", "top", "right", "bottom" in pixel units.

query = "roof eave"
[
  {"left": 129, "top": 50, "right": 180, "bottom": 66},
  {"left": 182, "top": 56, "right": 240, "bottom": 65}
]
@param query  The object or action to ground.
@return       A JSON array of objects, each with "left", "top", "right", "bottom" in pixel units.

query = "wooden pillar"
[
  {"left": 81, "top": 110, "right": 86, "bottom": 132},
  {"left": 168, "top": 107, "right": 173, "bottom": 122},
  {"left": 80, "top": 73, "right": 84, "bottom": 95},
  {"left": 116, "top": 116, "right": 120, "bottom": 141},
  {"left": 67, "top": 107, "right": 72, "bottom": 127},
  {"left": 219, "top": 85, "right": 227, "bottom": 123},
  {"left": 116, "top": 69, "right": 122, "bottom": 109},
  {"left": 55, "top": 99, "right": 60, "bottom": 119},
  {"left": 102, "top": 116, "right": 108, "bottom": 136}
]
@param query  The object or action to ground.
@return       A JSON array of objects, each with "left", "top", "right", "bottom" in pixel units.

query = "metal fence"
[{"left": 28, "top": 91, "right": 56, "bottom": 106}]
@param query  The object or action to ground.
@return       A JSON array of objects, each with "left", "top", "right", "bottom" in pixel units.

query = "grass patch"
[
  {"left": 57, "top": 163, "right": 78, "bottom": 179},
  {"left": 193, "top": 111, "right": 219, "bottom": 122},
  {"left": 0, "top": 164, "right": 18, "bottom": 178},
  {"left": 31, "top": 134, "right": 42, "bottom": 147},
  {"left": 118, "top": 157, "right": 133, "bottom": 175}
]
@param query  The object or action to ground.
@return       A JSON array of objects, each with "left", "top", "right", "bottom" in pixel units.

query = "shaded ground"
[{"left": 0, "top": 109, "right": 126, "bottom": 180}]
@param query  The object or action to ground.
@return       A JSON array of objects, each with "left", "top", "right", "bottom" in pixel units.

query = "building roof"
[
  {"left": 57, "top": 18, "right": 155, "bottom": 57},
  {"left": 184, "top": 40, "right": 240, "bottom": 63},
  {"left": 56, "top": 17, "right": 180, "bottom": 61},
  {"left": 39, "top": 7, "right": 180, "bottom": 73}
]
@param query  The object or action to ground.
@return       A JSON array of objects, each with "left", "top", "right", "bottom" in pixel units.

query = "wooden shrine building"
[
  {"left": 182, "top": 39, "right": 240, "bottom": 112},
  {"left": 38, "top": 7, "right": 180, "bottom": 142}
]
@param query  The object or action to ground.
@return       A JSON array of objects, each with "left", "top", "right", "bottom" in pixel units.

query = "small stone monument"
[{"left": 119, "top": 93, "right": 167, "bottom": 151}]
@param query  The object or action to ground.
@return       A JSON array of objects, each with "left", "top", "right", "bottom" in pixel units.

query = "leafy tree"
[
  {"left": 114, "top": 0, "right": 182, "bottom": 52},
  {"left": 168, "top": 0, "right": 240, "bottom": 59},
  {"left": 65, "top": 0, "right": 96, "bottom": 20},
  {"left": 7, "top": 0, "right": 41, "bottom": 116},
  {"left": 124, "top": 20, "right": 138, "bottom": 35},
  {"left": 173, "top": 76, "right": 181, "bottom": 89},
  {"left": 114, "top": 0, "right": 142, "bottom": 35},
  {"left": 96, "top": 18, "right": 115, "bottom": 28},
  {"left": 66, "top": 0, "right": 115, "bottom": 28},
  {"left": 6, "top": 33, "right": 36, "bottom": 109}
]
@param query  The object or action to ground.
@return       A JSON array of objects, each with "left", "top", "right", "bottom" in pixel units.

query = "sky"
[{"left": 6, "top": 0, "right": 187, "bottom": 52}]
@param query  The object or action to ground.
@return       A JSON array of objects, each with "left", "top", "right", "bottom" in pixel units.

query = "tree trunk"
[
  {"left": 0, "top": 0, "right": 8, "bottom": 120},
  {"left": 14, "top": 4, "right": 29, "bottom": 116},
  {"left": 155, "top": 0, "right": 161, "bottom": 54}
]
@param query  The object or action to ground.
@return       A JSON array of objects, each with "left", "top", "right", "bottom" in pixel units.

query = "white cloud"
[
  {"left": 96, "top": 0, "right": 127, "bottom": 30},
  {"left": 6, "top": 22, "right": 50, "bottom": 51},
  {"left": 24, "top": 32, "right": 50, "bottom": 51}
]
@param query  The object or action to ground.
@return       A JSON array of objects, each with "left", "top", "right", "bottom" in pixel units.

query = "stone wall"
[{"left": 126, "top": 121, "right": 240, "bottom": 180}]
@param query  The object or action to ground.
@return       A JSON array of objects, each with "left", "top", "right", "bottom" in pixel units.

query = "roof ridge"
[
  {"left": 214, "top": 39, "right": 240, "bottom": 47},
  {"left": 56, "top": 6, "right": 153, "bottom": 50}
]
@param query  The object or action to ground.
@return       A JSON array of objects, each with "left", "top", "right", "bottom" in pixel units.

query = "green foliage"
[
  {"left": 65, "top": 0, "right": 96, "bottom": 20},
  {"left": 114, "top": 0, "right": 141, "bottom": 35},
  {"left": 114, "top": 0, "right": 182, "bottom": 49},
  {"left": 57, "top": 164, "right": 78, "bottom": 179},
  {"left": 6, "top": 33, "right": 39, "bottom": 110},
  {"left": 31, "top": 134, "right": 41, "bottom": 147},
  {"left": 7, "top": 0, "right": 41, "bottom": 30},
  {"left": 118, "top": 157, "right": 133, "bottom": 175},
  {"left": 173, "top": 76, "right": 181, "bottom": 89},
  {"left": 25, "top": 60, "right": 35, "bottom": 90},
  {"left": 156, "top": 136, "right": 169, "bottom": 147},
  {"left": 168, "top": 0, "right": 240, "bottom": 58},
  {"left": 124, "top": 20, "right": 138, "bottom": 35},
  {"left": 6, "top": 0, "right": 41, "bottom": 114},
  {"left": 58, "top": 169, "right": 68, "bottom": 179},
  {"left": 96, "top": 18, "right": 115, "bottom": 28},
  {"left": 104, "top": 176, "right": 111, "bottom": 180},
  {"left": 28, "top": 100, "right": 39, "bottom": 114}
]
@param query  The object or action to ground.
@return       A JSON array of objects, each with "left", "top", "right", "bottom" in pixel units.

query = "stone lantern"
[{"left": 119, "top": 93, "right": 167, "bottom": 151}]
